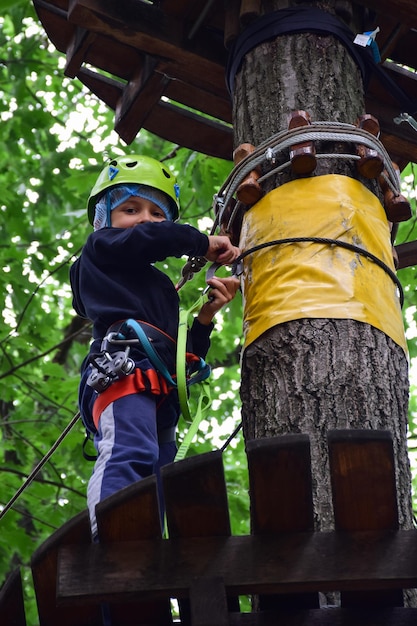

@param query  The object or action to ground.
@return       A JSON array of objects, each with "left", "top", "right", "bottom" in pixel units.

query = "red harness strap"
[{"left": 92, "top": 368, "right": 170, "bottom": 429}]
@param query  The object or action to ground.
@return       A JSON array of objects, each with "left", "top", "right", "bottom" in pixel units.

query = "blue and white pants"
[{"left": 85, "top": 390, "right": 177, "bottom": 538}]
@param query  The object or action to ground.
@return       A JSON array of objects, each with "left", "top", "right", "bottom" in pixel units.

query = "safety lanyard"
[{"left": 175, "top": 292, "right": 212, "bottom": 461}]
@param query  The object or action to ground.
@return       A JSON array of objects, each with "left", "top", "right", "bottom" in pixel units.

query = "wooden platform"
[
  {"left": 31, "top": 0, "right": 417, "bottom": 165},
  {"left": 2, "top": 429, "right": 417, "bottom": 625}
]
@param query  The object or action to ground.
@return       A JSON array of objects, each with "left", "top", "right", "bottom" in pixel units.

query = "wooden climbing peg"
[
  {"left": 355, "top": 114, "right": 384, "bottom": 179},
  {"left": 233, "top": 143, "right": 263, "bottom": 206},
  {"left": 288, "top": 110, "right": 317, "bottom": 175},
  {"left": 240, "top": 0, "right": 262, "bottom": 25},
  {"left": 378, "top": 162, "right": 412, "bottom": 223},
  {"left": 224, "top": 0, "right": 240, "bottom": 49}
]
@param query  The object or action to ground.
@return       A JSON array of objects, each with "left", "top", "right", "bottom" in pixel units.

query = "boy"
[{"left": 70, "top": 154, "right": 240, "bottom": 537}]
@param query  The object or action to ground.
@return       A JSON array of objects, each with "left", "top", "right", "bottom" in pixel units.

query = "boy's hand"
[
  {"left": 197, "top": 276, "right": 241, "bottom": 326},
  {"left": 205, "top": 235, "right": 240, "bottom": 264}
]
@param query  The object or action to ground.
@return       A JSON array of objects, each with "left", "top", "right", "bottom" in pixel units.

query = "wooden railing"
[{"left": 2, "top": 429, "right": 417, "bottom": 625}]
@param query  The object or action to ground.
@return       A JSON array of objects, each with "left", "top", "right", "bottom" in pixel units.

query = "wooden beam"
[
  {"left": 228, "top": 607, "right": 417, "bottom": 626},
  {"left": 76, "top": 65, "right": 233, "bottom": 156},
  {"left": 67, "top": 0, "right": 227, "bottom": 91},
  {"left": 64, "top": 26, "right": 96, "bottom": 78},
  {"left": 114, "top": 60, "right": 169, "bottom": 143},
  {"left": 76, "top": 67, "right": 123, "bottom": 110},
  {"left": 142, "top": 101, "right": 233, "bottom": 160},
  {"left": 360, "top": 0, "right": 417, "bottom": 28},
  {"left": 160, "top": 65, "right": 232, "bottom": 123},
  {"left": 57, "top": 529, "right": 417, "bottom": 604}
]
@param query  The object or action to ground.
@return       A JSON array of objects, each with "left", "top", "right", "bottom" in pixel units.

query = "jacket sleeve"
[
  {"left": 69, "top": 258, "right": 87, "bottom": 318},
  {"left": 189, "top": 318, "right": 214, "bottom": 359},
  {"left": 89, "top": 221, "right": 209, "bottom": 266}
]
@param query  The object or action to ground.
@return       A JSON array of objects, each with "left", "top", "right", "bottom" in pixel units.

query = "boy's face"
[{"left": 110, "top": 196, "right": 167, "bottom": 229}]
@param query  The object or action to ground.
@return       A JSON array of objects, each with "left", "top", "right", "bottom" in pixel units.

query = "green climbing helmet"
[{"left": 87, "top": 155, "right": 180, "bottom": 224}]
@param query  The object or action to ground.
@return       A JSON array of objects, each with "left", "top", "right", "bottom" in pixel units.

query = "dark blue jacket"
[
  {"left": 70, "top": 221, "right": 213, "bottom": 364},
  {"left": 70, "top": 221, "right": 214, "bottom": 435}
]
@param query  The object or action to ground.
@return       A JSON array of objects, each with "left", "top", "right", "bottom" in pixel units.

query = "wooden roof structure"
[{"left": 32, "top": 0, "right": 417, "bottom": 165}]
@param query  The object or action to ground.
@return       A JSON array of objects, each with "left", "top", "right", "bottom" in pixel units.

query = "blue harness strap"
[{"left": 121, "top": 319, "right": 177, "bottom": 386}]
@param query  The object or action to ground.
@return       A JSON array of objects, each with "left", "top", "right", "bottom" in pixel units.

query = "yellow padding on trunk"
[{"left": 240, "top": 174, "right": 407, "bottom": 353}]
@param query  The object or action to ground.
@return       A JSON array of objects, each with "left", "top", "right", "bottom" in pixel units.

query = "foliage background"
[{"left": 0, "top": 2, "right": 417, "bottom": 622}]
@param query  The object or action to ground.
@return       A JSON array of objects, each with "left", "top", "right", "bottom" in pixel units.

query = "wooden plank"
[
  {"left": 160, "top": 0, "right": 191, "bottom": 17},
  {"left": 0, "top": 568, "right": 27, "bottom": 626},
  {"left": 160, "top": 0, "right": 225, "bottom": 34},
  {"left": 228, "top": 607, "right": 417, "bottom": 625},
  {"left": 247, "top": 435, "right": 319, "bottom": 611},
  {"left": 189, "top": 577, "right": 229, "bottom": 626},
  {"left": 247, "top": 435, "right": 314, "bottom": 533},
  {"left": 160, "top": 68, "right": 232, "bottom": 124},
  {"left": 328, "top": 429, "right": 402, "bottom": 608},
  {"left": 360, "top": 0, "right": 417, "bottom": 29},
  {"left": 77, "top": 67, "right": 123, "bottom": 110},
  {"left": 162, "top": 451, "right": 231, "bottom": 537},
  {"left": 143, "top": 101, "right": 233, "bottom": 160},
  {"left": 387, "top": 30, "right": 417, "bottom": 75},
  {"left": 328, "top": 430, "right": 398, "bottom": 532},
  {"left": 115, "top": 63, "right": 169, "bottom": 144},
  {"left": 33, "top": 1, "right": 73, "bottom": 52},
  {"left": 31, "top": 509, "right": 102, "bottom": 626},
  {"left": 57, "top": 529, "right": 417, "bottom": 603},
  {"left": 33, "top": 1, "right": 417, "bottom": 165},
  {"left": 376, "top": 18, "right": 408, "bottom": 63},
  {"left": 67, "top": 0, "right": 227, "bottom": 88},
  {"left": 95, "top": 473, "right": 163, "bottom": 541},
  {"left": 77, "top": 64, "right": 233, "bottom": 155},
  {"left": 95, "top": 474, "right": 173, "bottom": 625},
  {"left": 64, "top": 25, "right": 96, "bottom": 77},
  {"left": 162, "top": 451, "right": 239, "bottom": 622},
  {"left": 77, "top": 34, "right": 143, "bottom": 81}
]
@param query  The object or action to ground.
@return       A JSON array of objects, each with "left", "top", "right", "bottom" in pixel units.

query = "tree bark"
[
  {"left": 241, "top": 319, "right": 411, "bottom": 530},
  {"left": 233, "top": 0, "right": 414, "bottom": 544}
]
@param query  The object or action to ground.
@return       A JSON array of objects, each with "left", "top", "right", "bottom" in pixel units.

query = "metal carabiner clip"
[{"left": 203, "top": 262, "right": 222, "bottom": 297}]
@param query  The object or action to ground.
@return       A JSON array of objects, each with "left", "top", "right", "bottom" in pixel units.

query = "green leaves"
[
  {"left": 3, "top": 5, "right": 417, "bottom": 620},
  {"left": 0, "top": 4, "right": 246, "bottom": 607}
]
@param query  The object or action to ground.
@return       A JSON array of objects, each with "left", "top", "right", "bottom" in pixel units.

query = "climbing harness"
[
  {"left": 90, "top": 318, "right": 211, "bottom": 395},
  {"left": 86, "top": 299, "right": 213, "bottom": 460},
  {"left": 87, "top": 347, "right": 135, "bottom": 392}
]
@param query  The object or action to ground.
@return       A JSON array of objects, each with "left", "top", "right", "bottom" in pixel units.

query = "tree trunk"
[{"left": 233, "top": 0, "right": 414, "bottom": 543}]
